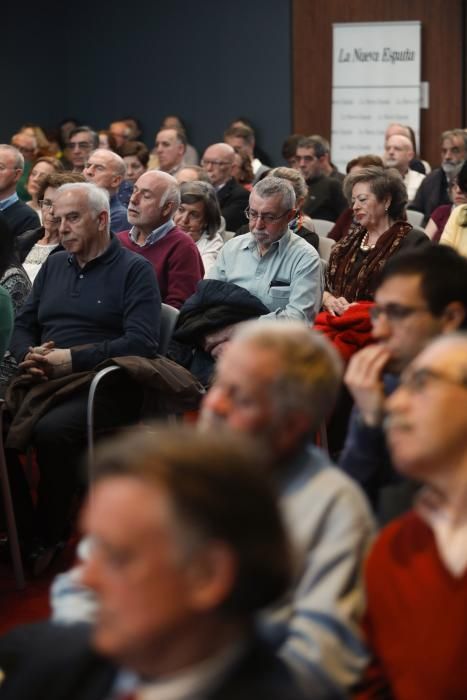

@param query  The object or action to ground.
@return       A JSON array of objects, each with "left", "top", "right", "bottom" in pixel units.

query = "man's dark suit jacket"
[
  {"left": 1, "top": 200, "right": 40, "bottom": 237},
  {"left": 216, "top": 177, "right": 250, "bottom": 233},
  {"left": 0, "top": 622, "right": 307, "bottom": 700},
  {"left": 408, "top": 167, "right": 450, "bottom": 225}
]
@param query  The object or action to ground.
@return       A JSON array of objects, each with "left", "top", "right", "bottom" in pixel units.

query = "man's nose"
[
  {"left": 202, "top": 386, "right": 230, "bottom": 418},
  {"left": 371, "top": 313, "right": 391, "bottom": 340}
]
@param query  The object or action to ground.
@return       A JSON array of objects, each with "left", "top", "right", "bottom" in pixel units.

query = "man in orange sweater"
[{"left": 356, "top": 332, "right": 467, "bottom": 699}]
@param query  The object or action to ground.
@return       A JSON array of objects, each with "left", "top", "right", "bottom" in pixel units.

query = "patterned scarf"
[{"left": 325, "top": 220, "right": 412, "bottom": 301}]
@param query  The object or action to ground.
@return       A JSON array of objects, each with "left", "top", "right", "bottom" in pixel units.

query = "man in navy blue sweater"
[
  {"left": 9, "top": 182, "right": 161, "bottom": 570},
  {"left": 339, "top": 246, "right": 467, "bottom": 520}
]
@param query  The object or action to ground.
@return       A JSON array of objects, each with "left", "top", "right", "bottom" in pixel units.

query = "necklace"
[{"left": 360, "top": 231, "right": 376, "bottom": 252}]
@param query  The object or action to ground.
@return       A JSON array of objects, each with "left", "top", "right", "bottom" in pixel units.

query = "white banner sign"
[{"left": 331, "top": 21, "right": 421, "bottom": 173}]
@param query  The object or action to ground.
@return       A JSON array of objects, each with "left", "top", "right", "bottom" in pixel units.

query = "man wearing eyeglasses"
[
  {"left": 339, "top": 246, "right": 467, "bottom": 518},
  {"left": 208, "top": 176, "right": 322, "bottom": 325},
  {"left": 65, "top": 126, "right": 99, "bottom": 172},
  {"left": 201, "top": 142, "right": 249, "bottom": 231},
  {"left": 355, "top": 332, "right": 467, "bottom": 699},
  {"left": 0, "top": 144, "right": 40, "bottom": 236}
]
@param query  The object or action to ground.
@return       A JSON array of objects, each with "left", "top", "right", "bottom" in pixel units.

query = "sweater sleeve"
[{"left": 164, "top": 242, "right": 204, "bottom": 310}]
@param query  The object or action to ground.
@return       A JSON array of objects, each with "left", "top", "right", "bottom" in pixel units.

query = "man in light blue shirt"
[{"left": 208, "top": 177, "right": 322, "bottom": 323}]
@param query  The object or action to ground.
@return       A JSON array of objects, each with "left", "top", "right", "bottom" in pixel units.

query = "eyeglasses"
[
  {"left": 38, "top": 199, "right": 54, "bottom": 209},
  {"left": 370, "top": 303, "right": 429, "bottom": 323},
  {"left": 399, "top": 366, "right": 467, "bottom": 394},
  {"left": 67, "top": 141, "right": 93, "bottom": 151},
  {"left": 200, "top": 159, "right": 230, "bottom": 167},
  {"left": 244, "top": 207, "right": 291, "bottom": 224}
]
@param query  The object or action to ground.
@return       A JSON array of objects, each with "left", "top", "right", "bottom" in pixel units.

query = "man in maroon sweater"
[
  {"left": 118, "top": 170, "right": 204, "bottom": 308},
  {"left": 356, "top": 333, "right": 467, "bottom": 699}
]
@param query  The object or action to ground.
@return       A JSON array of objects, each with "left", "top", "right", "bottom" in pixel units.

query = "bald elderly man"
[
  {"left": 201, "top": 142, "right": 249, "bottom": 231},
  {"left": 118, "top": 169, "right": 204, "bottom": 308},
  {"left": 384, "top": 134, "right": 425, "bottom": 202},
  {"left": 83, "top": 148, "right": 129, "bottom": 232}
]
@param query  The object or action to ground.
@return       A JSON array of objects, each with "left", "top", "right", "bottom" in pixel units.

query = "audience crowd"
[{"left": 0, "top": 113, "right": 467, "bottom": 699}]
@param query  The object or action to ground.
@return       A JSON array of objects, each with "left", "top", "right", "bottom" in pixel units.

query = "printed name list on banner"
[{"left": 331, "top": 21, "right": 421, "bottom": 173}]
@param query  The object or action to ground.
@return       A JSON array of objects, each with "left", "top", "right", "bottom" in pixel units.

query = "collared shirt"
[
  {"left": 416, "top": 485, "right": 467, "bottom": 577},
  {"left": 109, "top": 642, "right": 245, "bottom": 700},
  {"left": 208, "top": 230, "right": 323, "bottom": 322},
  {"left": 10, "top": 235, "right": 161, "bottom": 371},
  {"left": 0, "top": 193, "right": 19, "bottom": 211},
  {"left": 129, "top": 219, "right": 175, "bottom": 248}
]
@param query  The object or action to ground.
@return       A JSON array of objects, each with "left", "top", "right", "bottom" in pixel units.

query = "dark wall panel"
[
  {"left": 293, "top": 0, "right": 464, "bottom": 168},
  {"left": 1, "top": 1, "right": 292, "bottom": 165}
]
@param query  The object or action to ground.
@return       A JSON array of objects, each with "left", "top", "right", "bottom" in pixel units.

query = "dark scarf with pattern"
[{"left": 325, "top": 220, "right": 412, "bottom": 301}]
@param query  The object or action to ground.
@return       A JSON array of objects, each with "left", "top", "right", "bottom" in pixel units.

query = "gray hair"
[
  {"left": 180, "top": 180, "right": 222, "bottom": 238},
  {"left": 55, "top": 182, "right": 110, "bottom": 230},
  {"left": 159, "top": 180, "right": 181, "bottom": 211},
  {"left": 0, "top": 144, "right": 24, "bottom": 171},
  {"left": 441, "top": 129, "right": 467, "bottom": 152},
  {"left": 233, "top": 320, "right": 343, "bottom": 431},
  {"left": 252, "top": 176, "right": 296, "bottom": 210},
  {"left": 268, "top": 167, "right": 308, "bottom": 201}
]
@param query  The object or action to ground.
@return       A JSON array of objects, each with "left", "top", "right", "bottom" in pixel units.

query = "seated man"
[
  {"left": 50, "top": 320, "right": 374, "bottom": 697},
  {"left": 208, "top": 177, "right": 323, "bottom": 324},
  {"left": 339, "top": 246, "right": 467, "bottom": 518},
  {"left": 356, "top": 333, "right": 467, "bottom": 699},
  {"left": 118, "top": 170, "right": 204, "bottom": 309},
  {"left": 0, "top": 425, "right": 304, "bottom": 700},
  {"left": 83, "top": 148, "right": 129, "bottom": 232},
  {"left": 294, "top": 136, "right": 347, "bottom": 222},
  {"left": 409, "top": 128, "right": 467, "bottom": 224},
  {"left": 8, "top": 182, "right": 160, "bottom": 568},
  {"left": 201, "top": 142, "right": 249, "bottom": 231},
  {"left": 200, "top": 321, "right": 374, "bottom": 697},
  {"left": 0, "top": 145, "right": 40, "bottom": 235}
]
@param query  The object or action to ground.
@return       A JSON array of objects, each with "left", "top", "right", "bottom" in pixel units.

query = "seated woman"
[
  {"left": 432, "top": 161, "right": 467, "bottom": 250},
  {"left": 232, "top": 149, "right": 254, "bottom": 191},
  {"left": 16, "top": 172, "right": 86, "bottom": 282},
  {"left": 328, "top": 154, "right": 384, "bottom": 243},
  {"left": 26, "top": 157, "right": 63, "bottom": 222},
  {"left": 323, "top": 166, "right": 429, "bottom": 316},
  {"left": 117, "top": 140, "right": 149, "bottom": 207},
  {"left": 173, "top": 181, "right": 224, "bottom": 276}
]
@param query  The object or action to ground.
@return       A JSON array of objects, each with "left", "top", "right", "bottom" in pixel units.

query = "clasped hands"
[{"left": 19, "top": 341, "right": 72, "bottom": 380}]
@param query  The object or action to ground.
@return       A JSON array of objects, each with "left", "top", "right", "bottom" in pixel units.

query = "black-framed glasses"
[
  {"left": 370, "top": 303, "right": 429, "bottom": 323},
  {"left": 399, "top": 366, "right": 467, "bottom": 394},
  {"left": 244, "top": 207, "right": 291, "bottom": 224}
]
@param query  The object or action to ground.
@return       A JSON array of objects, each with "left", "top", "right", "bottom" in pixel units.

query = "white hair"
[{"left": 55, "top": 182, "right": 111, "bottom": 231}]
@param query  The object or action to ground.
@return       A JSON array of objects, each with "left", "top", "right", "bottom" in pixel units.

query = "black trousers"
[{"left": 8, "top": 373, "right": 142, "bottom": 546}]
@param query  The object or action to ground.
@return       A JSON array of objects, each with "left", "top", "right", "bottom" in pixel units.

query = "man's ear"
[
  {"left": 440, "top": 301, "right": 467, "bottom": 332},
  {"left": 185, "top": 542, "right": 237, "bottom": 612},
  {"left": 274, "top": 411, "right": 312, "bottom": 455},
  {"left": 97, "top": 210, "right": 109, "bottom": 232}
]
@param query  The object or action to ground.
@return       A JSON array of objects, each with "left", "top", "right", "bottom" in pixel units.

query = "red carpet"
[{"left": 0, "top": 537, "right": 78, "bottom": 635}]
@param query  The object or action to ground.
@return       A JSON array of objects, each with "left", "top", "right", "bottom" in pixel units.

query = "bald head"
[
  {"left": 127, "top": 169, "right": 181, "bottom": 237},
  {"left": 384, "top": 134, "right": 414, "bottom": 174},
  {"left": 202, "top": 143, "right": 235, "bottom": 187},
  {"left": 83, "top": 149, "right": 126, "bottom": 194}
]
